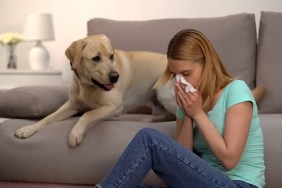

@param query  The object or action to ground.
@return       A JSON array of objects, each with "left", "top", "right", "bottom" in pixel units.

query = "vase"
[{"left": 7, "top": 44, "right": 17, "bottom": 69}]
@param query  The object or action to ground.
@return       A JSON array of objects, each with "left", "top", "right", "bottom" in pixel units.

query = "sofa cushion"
[
  {"left": 256, "top": 11, "right": 282, "bottom": 113},
  {"left": 0, "top": 85, "right": 69, "bottom": 119},
  {"left": 0, "top": 116, "right": 174, "bottom": 186},
  {"left": 259, "top": 114, "right": 282, "bottom": 188},
  {"left": 88, "top": 13, "right": 257, "bottom": 88}
]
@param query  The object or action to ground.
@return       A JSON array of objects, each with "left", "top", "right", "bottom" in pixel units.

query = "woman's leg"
[{"left": 97, "top": 128, "right": 238, "bottom": 188}]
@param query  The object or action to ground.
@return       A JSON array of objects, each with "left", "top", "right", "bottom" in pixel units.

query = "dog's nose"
[{"left": 109, "top": 71, "right": 119, "bottom": 83}]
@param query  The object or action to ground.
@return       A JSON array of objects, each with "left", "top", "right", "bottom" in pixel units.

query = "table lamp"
[{"left": 23, "top": 13, "right": 55, "bottom": 70}]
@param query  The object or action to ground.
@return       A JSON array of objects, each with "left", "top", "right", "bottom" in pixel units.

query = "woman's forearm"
[{"left": 176, "top": 118, "right": 193, "bottom": 150}]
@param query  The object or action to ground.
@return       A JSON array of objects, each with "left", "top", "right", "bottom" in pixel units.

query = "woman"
[{"left": 96, "top": 29, "right": 265, "bottom": 188}]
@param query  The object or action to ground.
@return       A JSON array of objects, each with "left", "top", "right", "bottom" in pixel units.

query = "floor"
[{"left": 0, "top": 182, "right": 94, "bottom": 188}]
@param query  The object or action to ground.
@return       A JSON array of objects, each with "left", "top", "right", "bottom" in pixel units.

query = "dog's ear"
[{"left": 65, "top": 39, "right": 87, "bottom": 70}]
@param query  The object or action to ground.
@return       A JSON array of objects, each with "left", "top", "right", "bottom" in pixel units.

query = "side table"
[{"left": 0, "top": 69, "right": 63, "bottom": 90}]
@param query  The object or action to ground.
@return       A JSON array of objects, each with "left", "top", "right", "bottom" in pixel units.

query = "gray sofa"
[{"left": 0, "top": 12, "right": 282, "bottom": 188}]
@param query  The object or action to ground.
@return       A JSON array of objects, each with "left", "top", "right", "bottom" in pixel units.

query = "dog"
[{"left": 15, "top": 34, "right": 168, "bottom": 147}]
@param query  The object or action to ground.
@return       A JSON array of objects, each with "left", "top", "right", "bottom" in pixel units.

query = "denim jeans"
[{"left": 96, "top": 128, "right": 257, "bottom": 188}]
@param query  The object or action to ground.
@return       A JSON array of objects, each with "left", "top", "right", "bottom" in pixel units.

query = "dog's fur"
[
  {"left": 15, "top": 34, "right": 168, "bottom": 147},
  {"left": 14, "top": 34, "right": 265, "bottom": 147}
]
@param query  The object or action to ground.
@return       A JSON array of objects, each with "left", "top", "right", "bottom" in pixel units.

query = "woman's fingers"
[{"left": 176, "top": 83, "right": 192, "bottom": 107}]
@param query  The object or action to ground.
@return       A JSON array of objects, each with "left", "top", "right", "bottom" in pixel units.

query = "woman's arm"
[
  {"left": 175, "top": 83, "right": 252, "bottom": 170},
  {"left": 194, "top": 102, "right": 252, "bottom": 170},
  {"left": 174, "top": 83, "right": 194, "bottom": 150},
  {"left": 175, "top": 117, "right": 193, "bottom": 150}
]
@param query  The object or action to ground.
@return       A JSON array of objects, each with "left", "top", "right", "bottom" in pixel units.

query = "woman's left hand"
[{"left": 175, "top": 83, "right": 204, "bottom": 119}]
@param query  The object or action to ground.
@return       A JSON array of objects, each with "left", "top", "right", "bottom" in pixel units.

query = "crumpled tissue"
[{"left": 175, "top": 74, "right": 197, "bottom": 93}]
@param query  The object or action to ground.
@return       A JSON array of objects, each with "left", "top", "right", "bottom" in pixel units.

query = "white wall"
[{"left": 0, "top": 0, "right": 281, "bottom": 79}]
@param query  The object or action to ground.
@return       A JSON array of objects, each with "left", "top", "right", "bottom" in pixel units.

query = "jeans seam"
[{"left": 151, "top": 143, "right": 228, "bottom": 188}]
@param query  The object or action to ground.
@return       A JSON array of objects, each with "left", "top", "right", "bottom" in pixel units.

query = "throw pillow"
[{"left": 0, "top": 85, "right": 69, "bottom": 119}]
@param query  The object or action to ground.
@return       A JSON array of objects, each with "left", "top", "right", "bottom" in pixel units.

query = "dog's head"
[{"left": 65, "top": 34, "right": 119, "bottom": 91}]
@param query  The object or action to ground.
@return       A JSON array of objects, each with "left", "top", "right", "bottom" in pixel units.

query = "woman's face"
[{"left": 168, "top": 59, "right": 203, "bottom": 89}]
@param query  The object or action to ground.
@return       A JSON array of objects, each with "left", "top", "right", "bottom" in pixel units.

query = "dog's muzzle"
[{"left": 91, "top": 71, "right": 120, "bottom": 91}]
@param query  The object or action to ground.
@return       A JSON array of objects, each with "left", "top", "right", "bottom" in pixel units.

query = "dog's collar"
[
  {"left": 73, "top": 69, "right": 80, "bottom": 79},
  {"left": 70, "top": 61, "right": 80, "bottom": 79}
]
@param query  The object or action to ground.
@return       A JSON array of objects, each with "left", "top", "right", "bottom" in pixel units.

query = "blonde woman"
[{"left": 96, "top": 29, "right": 265, "bottom": 188}]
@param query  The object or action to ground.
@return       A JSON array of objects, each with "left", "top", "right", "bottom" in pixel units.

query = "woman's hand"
[{"left": 175, "top": 82, "right": 204, "bottom": 119}]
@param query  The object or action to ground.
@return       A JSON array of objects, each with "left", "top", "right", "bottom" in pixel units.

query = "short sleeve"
[{"left": 225, "top": 80, "right": 255, "bottom": 109}]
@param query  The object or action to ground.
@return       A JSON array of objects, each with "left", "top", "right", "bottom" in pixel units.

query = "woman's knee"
[
  {"left": 135, "top": 128, "right": 166, "bottom": 144},
  {"left": 136, "top": 128, "right": 157, "bottom": 139}
]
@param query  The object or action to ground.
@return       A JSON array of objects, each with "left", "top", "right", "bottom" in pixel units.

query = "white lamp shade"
[{"left": 23, "top": 13, "right": 55, "bottom": 41}]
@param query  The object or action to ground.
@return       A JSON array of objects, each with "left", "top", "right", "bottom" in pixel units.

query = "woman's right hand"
[{"left": 175, "top": 82, "right": 204, "bottom": 120}]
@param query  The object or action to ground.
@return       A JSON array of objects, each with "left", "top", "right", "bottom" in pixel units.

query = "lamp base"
[{"left": 29, "top": 41, "right": 49, "bottom": 70}]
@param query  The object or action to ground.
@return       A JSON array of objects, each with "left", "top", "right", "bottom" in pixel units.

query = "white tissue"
[{"left": 175, "top": 74, "right": 197, "bottom": 93}]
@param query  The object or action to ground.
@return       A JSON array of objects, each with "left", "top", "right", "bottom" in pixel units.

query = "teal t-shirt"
[{"left": 176, "top": 80, "right": 265, "bottom": 188}]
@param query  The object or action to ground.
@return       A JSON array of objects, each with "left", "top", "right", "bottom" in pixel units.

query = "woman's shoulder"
[
  {"left": 224, "top": 80, "right": 255, "bottom": 107},
  {"left": 224, "top": 80, "right": 251, "bottom": 95},
  {"left": 227, "top": 80, "right": 249, "bottom": 89}
]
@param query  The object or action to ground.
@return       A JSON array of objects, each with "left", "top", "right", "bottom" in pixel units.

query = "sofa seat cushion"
[
  {"left": 259, "top": 114, "right": 282, "bottom": 188},
  {"left": 257, "top": 11, "right": 282, "bottom": 113},
  {"left": 1, "top": 114, "right": 280, "bottom": 188},
  {"left": 88, "top": 13, "right": 257, "bottom": 88},
  {"left": 0, "top": 116, "right": 174, "bottom": 186}
]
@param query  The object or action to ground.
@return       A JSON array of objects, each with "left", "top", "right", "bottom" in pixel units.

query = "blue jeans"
[{"left": 97, "top": 128, "right": 257, "bottom": 188}]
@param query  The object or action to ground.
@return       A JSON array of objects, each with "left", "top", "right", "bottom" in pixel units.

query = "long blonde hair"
[{"left": 156, "top": 29, "right": 233, "bottom": 112}]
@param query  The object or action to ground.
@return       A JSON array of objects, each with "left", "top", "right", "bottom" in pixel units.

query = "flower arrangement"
[
  {"left": 0, "top": 32, "right": 23, "bottom": 69},
  {"left": 0, "top": 32, "right": 23, "bottom": 46}
]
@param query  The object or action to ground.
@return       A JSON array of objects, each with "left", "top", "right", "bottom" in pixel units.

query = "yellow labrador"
[{"left": 15, "top": 34, "right": 168, "bottom": 147}]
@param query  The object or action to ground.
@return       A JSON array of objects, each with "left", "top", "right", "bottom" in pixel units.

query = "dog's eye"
[
  {"left": 109, "top": 54, "right": 114, "bottom": 61},
  {"left": 92, "top": 56, "right": 101, "bottom": 63}
]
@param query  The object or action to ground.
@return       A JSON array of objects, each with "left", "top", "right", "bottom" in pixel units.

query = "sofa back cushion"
[
  {"left": 257, "top": 11, "right": 282, "bottom": 113},
  {"left": 88, "top": 13, "right": 257, "bottom": 88}
]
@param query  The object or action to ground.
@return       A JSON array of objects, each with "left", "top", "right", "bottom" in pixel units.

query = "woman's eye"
[{"left": 92, "top": 56, "right": 101, "bottom": 62}]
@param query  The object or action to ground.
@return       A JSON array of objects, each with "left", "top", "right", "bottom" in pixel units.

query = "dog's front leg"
[
  {"left": 68, "top": 104, "right": 122, "bottom": 147},
  {"left": 15, "top": 101, "right": 80, "bottom": 139}
]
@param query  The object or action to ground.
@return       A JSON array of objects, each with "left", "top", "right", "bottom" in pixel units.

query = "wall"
[{"left": 0, "top": 0, "right": 281, "bottom": 80}]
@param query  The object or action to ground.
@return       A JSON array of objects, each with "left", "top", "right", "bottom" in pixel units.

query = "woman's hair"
[{"left": 155, "top": 29, "right": 233, "bottom": 112}]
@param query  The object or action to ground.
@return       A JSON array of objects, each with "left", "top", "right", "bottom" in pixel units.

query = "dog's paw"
[
  {"left": 14, "top": 125, "right": 38, "bottom": 139},
  {"left": 68, "top": 128, "right": 84, "bottom": 147}
]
